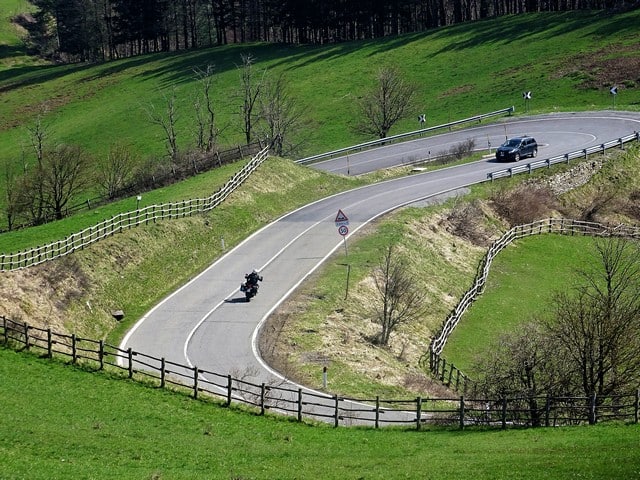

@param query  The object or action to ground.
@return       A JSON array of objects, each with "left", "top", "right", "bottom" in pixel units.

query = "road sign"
[
  {"left": 522, "top": 91, "right": 532, "bottom": 99},
  {"left": 610, "top": 86, "right": 618, "bottom": 95},
  {"left": 335, "top": 209, "right": 349, "bottom": 227},
  {"left": 338, "top": 225, "right": 349, "bottom": 236}
]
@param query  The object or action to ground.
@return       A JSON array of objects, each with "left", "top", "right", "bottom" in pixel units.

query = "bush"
[{"left": 490, "top": 183, "right": 557, "bottom": 226}]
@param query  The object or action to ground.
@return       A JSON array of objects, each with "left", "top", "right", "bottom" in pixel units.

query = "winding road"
[{"left": 120, "top": 111, "right": 640, "bottom": 421}]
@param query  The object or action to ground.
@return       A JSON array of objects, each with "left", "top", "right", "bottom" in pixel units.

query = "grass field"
[
  {"left": 1, "top": 8, "right": 639, "bottom": 478},
  {"left": 1, "top": 347, "right": 639, "bottom": 480},
  {"left": 0, "top": 8, "right": 639, "bottom": 205}
]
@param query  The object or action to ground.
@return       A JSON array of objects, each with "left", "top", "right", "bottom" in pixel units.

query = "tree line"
[{"left": 17, "top": 0, "right": 633, "bottom": 63}]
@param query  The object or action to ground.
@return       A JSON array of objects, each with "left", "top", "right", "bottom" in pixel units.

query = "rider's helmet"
[{"left": 252, "top": 269, "right": 258, "bottom": 274}]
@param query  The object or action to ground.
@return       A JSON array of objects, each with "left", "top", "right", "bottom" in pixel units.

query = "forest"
[{"left": 17, "top": 0, "right": 636, "bottom": 63}]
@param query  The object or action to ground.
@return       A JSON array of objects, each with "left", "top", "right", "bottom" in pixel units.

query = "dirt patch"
[{"left": 552, "top": 43, "right": 640, "bottom": 89}]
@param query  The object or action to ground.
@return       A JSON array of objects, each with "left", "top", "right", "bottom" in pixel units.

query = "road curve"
[{"left": 120, "top": 111, "right": 640, "bottom": 407}]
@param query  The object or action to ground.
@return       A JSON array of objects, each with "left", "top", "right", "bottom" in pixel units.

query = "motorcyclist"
[{"left": 245, "top": 269, "right": 263, "bottom": 287}]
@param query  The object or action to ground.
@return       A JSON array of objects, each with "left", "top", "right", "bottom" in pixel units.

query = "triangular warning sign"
[{"left": 335, "top": 209, "right": 348, "bottom": 223}]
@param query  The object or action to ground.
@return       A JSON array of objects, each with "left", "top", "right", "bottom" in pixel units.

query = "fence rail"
[
  {"left": 296, "top": 107, "right": 514, "bottom": 164},
  {"left": 2, "top": 315, "right": 639, "bottom": 429},
  {"left": 487, "top": 132, "right": 640, "bottom": 180},
  {"left": 422, "top": 218, "right": 640, "bottom": 392},
  {"left": 0, "top": 147, "right": 269, "bottom": 272}
]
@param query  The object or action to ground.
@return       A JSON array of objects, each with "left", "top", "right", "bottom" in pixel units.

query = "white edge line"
[{"left": 250, "top": 183, "right": 476, "bottom": 396}]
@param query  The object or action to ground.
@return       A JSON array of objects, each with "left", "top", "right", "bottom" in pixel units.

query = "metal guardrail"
[
  {"left": 296, "top": 106, "right": 515, "bottom": 164},
  {"left": 487, "top": 132, "right": 640, "bottom": 180}
]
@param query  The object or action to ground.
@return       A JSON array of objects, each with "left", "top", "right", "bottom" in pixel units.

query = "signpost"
[
  {"left": 610, "top": 86, "right": 618, "bottom": 109},
  {"left": 335, "top": 209, "right": 350, "bottom": 298},
  {"left": 335, "top": 209, "right": 349, "bottom": 256}
]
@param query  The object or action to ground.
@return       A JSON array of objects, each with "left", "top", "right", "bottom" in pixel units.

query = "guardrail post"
[
  {"left": 160, "top": 358, "right": 166, "bottom": 388},
  {"left": 260, "top": 383, "right": 266, "bottom": 415},
  {"left": 565, "top": 153, "right": 570, "bottom": 164},
  {"left": 619, "top": 138, "right": 624, "bottom": 149},
  {"left": 459, "top": 396, "right": 465, "bottom": 430},
  {"left": 601, "top": 144, "right": 606, "bottom": 155},
  {"left": 416, "top": 397, "right": 423, "bottom": 430},
  {"left": 297, "top": 388, "right": 303, "bottom": 422},
  {"left": 226, "top": 375, "right": 232, "bottom": 406},
  {"left": 334, "top": 395, "right": 339, "bottom": 427},
  {"left": 508, "top": 168, "right": 513, "bottom": 177},
  {"left": 375, "top": 396, "right": 380, "bottom": 428},
  {"left": 583, "top": 149, "right": 587, "bottom": 159}
]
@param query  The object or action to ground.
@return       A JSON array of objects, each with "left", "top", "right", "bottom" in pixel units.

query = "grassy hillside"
[
  {"left": 1, "top": 8, "right": 639, "bottom": 167},
  {"left": 2, "top": 347, "right": 639, "bottom": 480}
]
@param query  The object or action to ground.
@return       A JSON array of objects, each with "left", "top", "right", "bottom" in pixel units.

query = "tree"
[
  {"left": 237, "top": 53, "right": 265, "bottom": 145},
  {"left": 193, "top": 64, "right": 221, "bottom": 153},
  {"left": 355, "top": 66, "right": 415, "bottom": 139},
  {"left": 370, "top": 244, "right": 424, "bottom": 346},
  {"left": 258, "top": 72, "right": 303, "bottom": 156},
  {"left": 35, "top": 145, "right": 89, "bottom": 220},
  {"left": 472, "top": 322, "right": 573, "bottom": 426},
  {"left": 96, "top": 143, "right": 136, "bottom": 199},
  {"left": 146, "top": 89, "right": 179, "bottom": 161},
  {"left": 545, "top": 237, "right": 640, "bottom": 403}
]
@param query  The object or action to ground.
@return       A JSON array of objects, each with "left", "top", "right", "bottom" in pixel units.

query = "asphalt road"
[{"left": 120, "top": 111, "right": 640, "bottom": 421}]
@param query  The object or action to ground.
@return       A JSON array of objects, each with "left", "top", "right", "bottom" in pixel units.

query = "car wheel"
[
  {"left": 514, "top": 153, "right": 520, "bottom": 162},
  {"left": 532, "top": 148, "right": 538, "bottom": 158}
]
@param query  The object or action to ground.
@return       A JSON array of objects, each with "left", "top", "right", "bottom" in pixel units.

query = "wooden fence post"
[
  {"left": 501, "top": 397, "right": 507, "bottom": 429},
  {"left": 99, "top": 340, "right": 104, "bottom": 370},
  {"left": 297, "top": 388, "right": 303, "bottom": 422},
  {"left": 193, "top": 367, "right": 199, "bottom": 399},
  {"left": 226, "top": 375, "right": 232, "bottom": 406},
  {"left": 24, "top": 322, "right": 29, "bottom": 350},
  {"left": 72, "top": 334, "right": 77, "bottom": 363},
  {"left": 634, "top": 389, "right": 639, "bottom": 424},
  {"left": 334, "top": 395, "right": 339, "bottom": 428},
  {"left": 127, "top": 348, "right": 133, "bottom": 378},
  {"left": 545, "top": 395, "right": 551, "bottom": 427},
  {"left": 459, "top": 396, "right": 465, "bottom": 430},
  {"left": 160, "top": 358, "right": 166, "bottom": 388},
  {"left": 375, "top": 396, "right": 380, "bottom": 429},
  {"left": 589, "top": 393, "right": 597, "bottom": 425},
  {"left": 47, "top": 328, "right": 52, "bottom": 358},
  {"left": 416, "top": 397, "right": 422, "bottom": 431},
  {"left": 2, "top": 316, "right": 7, "bottom": 344},
  {"left": 260, "top": 383, "right": 266, "bottom": 415}
]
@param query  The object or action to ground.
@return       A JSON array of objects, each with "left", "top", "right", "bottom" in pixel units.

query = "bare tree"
[
  {"left": 193, "top": 64, "right": 221, "bottom": 153},
  {"left": 237, "top": 53, "right": 265, "bottom": 145},
  {"left": 472, "top": 322, "right": 573, "bottom": 426},
  {"left": 545, "top": 237, "right": 640, "bottom": 403},
  {"left": 36, "top": 145, "right": 89, "bottom": 220},
  {"left": 355, "top": 66, "right": 416, "bottom": 139},
  {"left": 96, "top": 143, "right": 136, "bottom": 199},
  {"left": 25, "top": 109, "right": 50, "bottom": 223},
  {"left": 370, "top": 244, "right": 424, "bottom": 346},
  {"left": 146, "top": 89, "right": 179, "bottom": 161},
  {"left": 258, "top": 72, "right": 304, "bottom": 156}
]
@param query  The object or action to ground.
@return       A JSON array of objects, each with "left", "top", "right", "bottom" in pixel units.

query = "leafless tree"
[
  {"left": 545, "top": 237, "right": 640, "bottom": 402},
  {"left": 146, "top": 89, "right": 179, "bottom": 161},
  {"left": 96, "top": 143, "right": 136, "bottom": 199},
  {"left": 258, "top": 72, "right": 304, "bottom": 156},
  {"left": 237, "top": 53, "right": 265, "bottom": 145},
  {"left": 193, "top": 64, "right": 221, "bottom": 153},
  {"left": 472, "top": 322, "right": 573, "bottom": 426},
  {"left": 25, "top": 109, "right": 50, "bottom": 223},
  {"left": 36, "top": 145, "right": 90, "bottom": 220},
  {"left": 355, "top": 66, "right": 416, "bottom": 139},
  {"left": 370, "top": 244, "right": 424, "bottom": 346}
]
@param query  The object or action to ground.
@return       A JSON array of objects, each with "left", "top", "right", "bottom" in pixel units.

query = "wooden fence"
[
  {"left": 0, "top": 147, "right": 269, "bottom": 272},
  {"left": 2, "top": 315, "right": 639, "bottom": 429},
  {"left": 422, "top": 218, "right": 640, "bottom": 392}
]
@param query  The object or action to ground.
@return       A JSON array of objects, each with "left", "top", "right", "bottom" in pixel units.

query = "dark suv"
[{"left": 495, "top": 136, "right": 538, "bottom": 162}]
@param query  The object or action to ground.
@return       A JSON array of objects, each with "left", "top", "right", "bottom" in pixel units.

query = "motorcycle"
[{"left": 240, "top": 271, "right": 263, "bottom": 302}]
